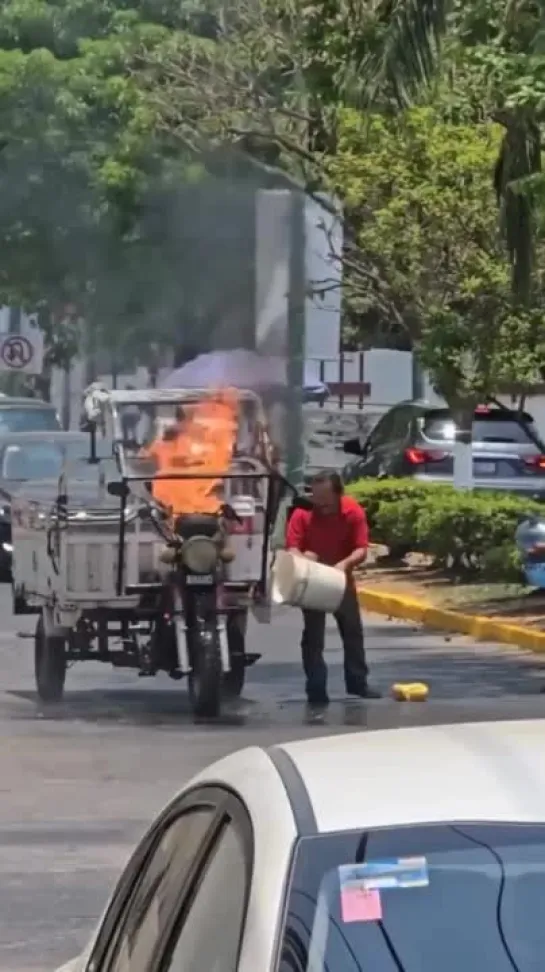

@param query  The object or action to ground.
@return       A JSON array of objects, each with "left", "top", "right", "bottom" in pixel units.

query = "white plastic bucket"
[{"left": 271, "top": 550, "right": 346, "bottom": 612}]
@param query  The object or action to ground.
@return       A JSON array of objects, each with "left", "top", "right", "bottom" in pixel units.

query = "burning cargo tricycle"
[{"left": 12, "top": 385, "right": 289, "bottom": 719}]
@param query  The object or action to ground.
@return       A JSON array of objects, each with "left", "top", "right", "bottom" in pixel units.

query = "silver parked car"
[{"left": 342, "top": 401, "right": 545, "bottom": 498}]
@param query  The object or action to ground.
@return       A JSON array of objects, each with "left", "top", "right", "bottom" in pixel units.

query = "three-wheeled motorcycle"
[{"left": 11, "top": 385, "right": 291, "bottom": 719}]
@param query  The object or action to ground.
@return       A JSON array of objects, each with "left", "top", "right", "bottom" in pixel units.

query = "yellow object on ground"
[{"left": 391, "top": 682, "right": 429, "bottom": 702}]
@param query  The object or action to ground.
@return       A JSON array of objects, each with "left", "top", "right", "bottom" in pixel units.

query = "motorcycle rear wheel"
[{"left": 34, "top": 614, "right": 66, "bottom": 704}]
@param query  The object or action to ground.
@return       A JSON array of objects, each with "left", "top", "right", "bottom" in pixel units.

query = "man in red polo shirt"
[{"left": 286, "top": 470, "right": 380, "bottom": 708}]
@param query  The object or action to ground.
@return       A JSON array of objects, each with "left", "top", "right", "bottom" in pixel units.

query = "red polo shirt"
[{"left": 286, "top": 496, "right": 369, "bottom": 566}]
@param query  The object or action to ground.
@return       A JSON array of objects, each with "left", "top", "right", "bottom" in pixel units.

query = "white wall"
[
  {"left": 0, "top": 307, "right": 39, "bottom": 335},
  {"left": 254, "top": 190, "right": 291, "bottom": 357},
  {"left": 304, "top": 196, "right": 342, "bottom": 370},
  {"left": 255, "top": 189, "right": 342, "bottom": 376}
]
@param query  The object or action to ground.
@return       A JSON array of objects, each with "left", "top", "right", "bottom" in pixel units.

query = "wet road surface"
[{"left": 0, "top": 587, "right": 545, "bottom": 969}]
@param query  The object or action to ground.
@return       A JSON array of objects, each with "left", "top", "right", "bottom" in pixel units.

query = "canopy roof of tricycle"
[{"left": 105, "top": 387, "right": 263, "bottom": 407}]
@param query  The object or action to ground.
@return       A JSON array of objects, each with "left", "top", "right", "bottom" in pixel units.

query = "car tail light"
[
  {"left": 524, "top": 455, "right": 545, "bottom": 470},
  {"left": 405, "top": 447, "right": 447, "bottom": 465}
]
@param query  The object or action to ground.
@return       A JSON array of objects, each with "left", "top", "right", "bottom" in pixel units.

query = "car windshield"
[
  {"left": 0, "top": 407, "right": 59, "bottom": 434},
  {"left": 423, "top": 410, "right": 537, "bottom": 444},
  {"left": 279, "top": 822, "right": 545, "bottom": 972},
  {"left": 1, "top": 440, "right": 111, "bottom": 480}
]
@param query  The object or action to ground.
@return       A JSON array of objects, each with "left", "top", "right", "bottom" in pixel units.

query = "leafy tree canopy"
[
  {"left": 326, "top": 105, "right": 545, "bottom": 406},
  {"left": 0, "top": 0, "right": 246, "bottom": 368}
]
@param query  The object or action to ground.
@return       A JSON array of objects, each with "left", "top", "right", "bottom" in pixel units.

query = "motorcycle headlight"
[{"left": 181, "top": 535, "right": 218, "bottom": 573}]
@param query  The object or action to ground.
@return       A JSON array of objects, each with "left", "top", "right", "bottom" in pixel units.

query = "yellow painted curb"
[{"left": 357, "top": 587, "right": 545, "bottom": 654}]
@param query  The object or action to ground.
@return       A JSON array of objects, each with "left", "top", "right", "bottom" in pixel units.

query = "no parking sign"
[{"left": 0, "top": 332, "right": 44, "bottom": 375}]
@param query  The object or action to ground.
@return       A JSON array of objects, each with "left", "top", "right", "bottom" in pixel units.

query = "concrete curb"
[{"left": 357, "top": 587, "right": 545, "bottom": 654}]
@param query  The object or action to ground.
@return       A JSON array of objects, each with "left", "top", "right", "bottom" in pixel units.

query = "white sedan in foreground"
[{"left": 57, "top": 719, "right": 545, "bottom": 972}]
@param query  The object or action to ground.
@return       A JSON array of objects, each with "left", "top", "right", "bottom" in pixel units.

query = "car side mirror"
[
  {"left": 343, "top": 437, "right": 365, "bottom": 457},
  {"left": 107, "top": 481, "right": 128, "bottom": 498}
]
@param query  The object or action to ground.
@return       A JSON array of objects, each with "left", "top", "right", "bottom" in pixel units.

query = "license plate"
[
  {"left": 185, "top": 574, "right": 214, "bottom": 586},
  {"left": 474, "top": 461, "right": 496, "bottom": 476}
]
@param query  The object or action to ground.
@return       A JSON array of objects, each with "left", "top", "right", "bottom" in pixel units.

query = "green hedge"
[{"left": 347, "top": 478, "right": 543, "bottom": 580}]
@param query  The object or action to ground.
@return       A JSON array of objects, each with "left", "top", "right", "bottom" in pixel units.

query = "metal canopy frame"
[
  {"left": 113, "top": 464, "right": 293, "bottom": 597},
  {"left": 107, "top": 387, "right": 264, "bottom": 446},
  {"left": 83, "top": 385, "right": 295, "bottom": 597}
]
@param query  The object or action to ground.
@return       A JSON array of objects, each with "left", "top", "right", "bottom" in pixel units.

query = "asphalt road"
[{"left": 1, "top": 587, "right": 545, "bottom": 970}]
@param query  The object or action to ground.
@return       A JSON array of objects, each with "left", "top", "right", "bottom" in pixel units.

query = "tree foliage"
[
  {"left": 136, "top": 0, "right": 545, "bottom": 404},
  {"left": 0, "top": 0, "right": 256, "bottom": 370},
  {"left": 350, "top": 0, "right": 545, "bottom": 304},
  {"left": 3, "top": 0, "right": 545, "bottom": 412},
  {"left": 326, "top": 105, "right": 545, "bottom": 405}
]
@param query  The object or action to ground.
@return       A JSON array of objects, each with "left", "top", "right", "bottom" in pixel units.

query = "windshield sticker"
[
  {"left": 339, "top": 857, "right": 429, "bottom": 891},
  {"left": 341, "top": 885, "right": 383, "bottom": 924}
]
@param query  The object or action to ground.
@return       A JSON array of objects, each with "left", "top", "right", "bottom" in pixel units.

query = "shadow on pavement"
[{"left": 6, "top": 688, "right": 545, "bottom": 734}]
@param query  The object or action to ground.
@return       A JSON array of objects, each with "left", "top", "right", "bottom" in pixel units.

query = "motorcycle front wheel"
[{"left": 187, "top": 619, "right": 222, "bottom": 719}]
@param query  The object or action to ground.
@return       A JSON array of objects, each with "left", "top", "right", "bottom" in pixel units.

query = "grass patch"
[{"left": 439, "top": 582, "right": 532, "bottom": 609}]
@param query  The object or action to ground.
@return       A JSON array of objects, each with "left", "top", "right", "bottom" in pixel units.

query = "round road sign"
[{"left": 1, "top": 335, "right": 33, "bottom": 369}]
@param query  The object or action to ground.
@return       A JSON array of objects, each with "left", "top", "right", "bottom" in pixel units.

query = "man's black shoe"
[
  {"left": 305, "top": 697, "right": 329, "bottom": 722},
  {"left": 306, "top": 694, "right": 330, "bottom": 709},
  {"left": 347, "top": 684, "right": 381, "bottom": 700}
]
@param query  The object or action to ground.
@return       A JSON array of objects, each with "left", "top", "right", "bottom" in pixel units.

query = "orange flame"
[{"left": 145, "top": 389, "right": 239, "bottom": 516}]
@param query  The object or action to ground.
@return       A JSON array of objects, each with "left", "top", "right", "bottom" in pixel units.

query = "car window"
[
  {"left": 423, "top": 410, "right": 537, "bottom": 444},
  {"left": 389, "top": 407, "right": 412, "bottom": 440},
  {"left": 0, "top": 407, "right": 59, "bottom": 433},
  {"left": 104, "top": 808, "right": 215, "bottom": 972},
  {"left": 474, "top": 415, "right": 538, "bottom": 443},
  {"left": 162, "top": 819, "right": 249, "bottom": 972},
  {"left": 1, "top": 443, "right": 64, "bottom": 480},
  {"left": 279, "top": 822, "right": 545, "bottom": 972},
  {"left": 0, "top": 440, "right": 111, "bottom": 481},
  {"left": 366, "top": 414, "right": 394, "bottom": 449}
]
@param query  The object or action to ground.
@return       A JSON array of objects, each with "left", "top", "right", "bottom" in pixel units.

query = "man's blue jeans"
[{"left": 300, "top": 585, "right": 368, "bottom": 702}]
